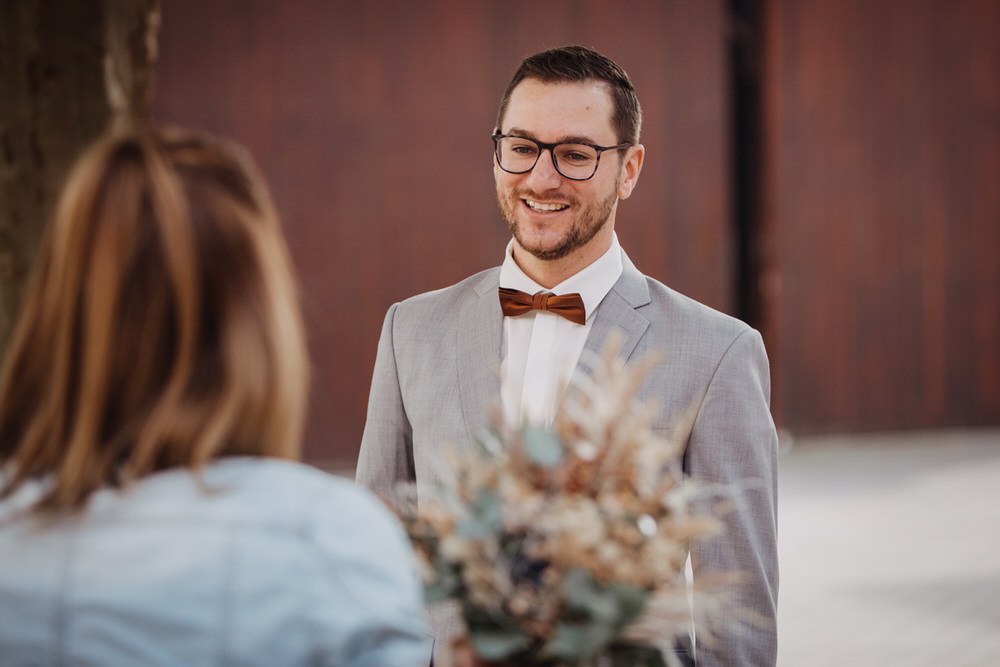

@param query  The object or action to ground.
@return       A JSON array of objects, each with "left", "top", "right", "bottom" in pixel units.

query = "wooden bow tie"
[{"left": 498, "top": 287, "right": 586, "bottom": 325}]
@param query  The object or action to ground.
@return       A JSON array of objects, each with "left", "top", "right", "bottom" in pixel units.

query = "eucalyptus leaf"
[
  {"left": 607, "top": 582, "right": 650, "bottom": 627},
  {"left": 457, "top": 488, "right": 503, "bottom": 538},
  {"left": 423, "top": 565, "right": 460, "bottom": 602},
  {"left": 541, "top": 622, "right": 588, "bottom": 661},
  {"left": 421, "top": 583, "right": 450, "bottom": 603},
  {"left": 522, "top": 426, "right": 564, "bottom": 467},
  {"left": 471, "top": 428, "right": 505, "bottom": 457},
  {"left": 543, "top": 620, "right": 615, "bottom": 661},
  {"left": 456, "top": 515, "right": 494, "bottom": 539},
  {"left": 554, "top": 568, "right": 653, "bottom": 661},
  {"left": 463, "top": 602, "right": 534, "bottom": 659},
  {"left": 562, "top": 568, "right": 617, "bottom": 622},
  {"left": 469, "top": 628, "right": 531, "bottom": 660}
]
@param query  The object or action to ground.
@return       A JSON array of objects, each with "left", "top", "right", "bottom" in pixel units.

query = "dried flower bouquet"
[{"left": 402, "top": 340, "right": 725, "bottom": 666}]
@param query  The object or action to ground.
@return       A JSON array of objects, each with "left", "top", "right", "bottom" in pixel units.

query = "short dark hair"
[{"left": 496, "top": 45, "right": 642, "bottom": 145}]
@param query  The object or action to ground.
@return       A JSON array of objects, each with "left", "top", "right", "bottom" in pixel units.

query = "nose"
[{"left": 524, "top": 148, "right": 563, "bottom": 190}]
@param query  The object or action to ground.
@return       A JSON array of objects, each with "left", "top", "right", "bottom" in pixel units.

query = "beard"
[{"left": 496, "top": 185, "right": 619, "bottom": 261}]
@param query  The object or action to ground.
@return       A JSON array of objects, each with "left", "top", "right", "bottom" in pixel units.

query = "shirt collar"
[{"left": 498, "top": 234, "right": 624, "bottom": 322}]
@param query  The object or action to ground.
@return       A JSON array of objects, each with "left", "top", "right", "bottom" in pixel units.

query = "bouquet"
[{"left": 402, "top": 341, "right": 726, "bottom": 666}]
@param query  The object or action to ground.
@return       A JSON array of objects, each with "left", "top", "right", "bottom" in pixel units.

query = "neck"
[{"left": 512, "top": 233, "right": 614, "bottom": 289}]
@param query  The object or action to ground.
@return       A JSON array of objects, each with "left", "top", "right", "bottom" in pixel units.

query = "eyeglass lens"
[{"left": 496, "top": 137, "right": 601, "bottom": 180}]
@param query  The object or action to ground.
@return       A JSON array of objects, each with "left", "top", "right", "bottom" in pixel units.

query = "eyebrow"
[{"left": 505, "top": 127, "right": 601, "bottom": 145}]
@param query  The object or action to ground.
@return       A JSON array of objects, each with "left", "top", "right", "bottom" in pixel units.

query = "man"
[{"left": 357, "top": 45, "right": 778, "bottom": 666}]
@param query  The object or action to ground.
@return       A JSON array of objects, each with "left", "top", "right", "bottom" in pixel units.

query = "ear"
[
  {"left": 617, "top": 144, "right": 644, "bottom": 200},
  {"left": 492, "top": 128, "right": 503, "bottom": 179}
]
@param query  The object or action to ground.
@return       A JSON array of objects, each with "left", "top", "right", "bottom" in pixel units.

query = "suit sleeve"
[
  {"left": 686, "top": 328, "right": 779, "bottom": 666},
  {"left": 356, "top": 303, "right": 416, "bottom": 502}
]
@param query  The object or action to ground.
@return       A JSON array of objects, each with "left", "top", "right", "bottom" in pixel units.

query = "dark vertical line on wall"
[{"left": 728, "top": 0, "right": 764, "bottom": 328}]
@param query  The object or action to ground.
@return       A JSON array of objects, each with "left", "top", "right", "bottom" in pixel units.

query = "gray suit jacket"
[{"left": 357, "top": 251, "right": 778, "bottom": 666}]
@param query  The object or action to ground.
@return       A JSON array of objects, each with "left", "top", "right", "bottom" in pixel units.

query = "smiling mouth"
[{"left": 524, "top": 199, "right": 569, "bottom": 213}]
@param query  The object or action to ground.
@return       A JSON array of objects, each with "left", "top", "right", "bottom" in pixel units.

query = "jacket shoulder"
[
  {"left": 392, "top": 267, "right": 499, "bottom": 322},
  {"left": 640, "top": 276, "right": 757, "bottom": 349},
  {"left": 643, "top": 276, "right": 750, "bottom": 330}
]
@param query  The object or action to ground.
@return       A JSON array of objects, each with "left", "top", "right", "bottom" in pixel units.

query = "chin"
[{"left": 514, "top": 231, "right": 575, "bottom": 261}]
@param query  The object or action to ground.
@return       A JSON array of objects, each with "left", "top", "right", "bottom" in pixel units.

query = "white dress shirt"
[{"left": 499, "top": 234, "right": 624, "bottom": 427}]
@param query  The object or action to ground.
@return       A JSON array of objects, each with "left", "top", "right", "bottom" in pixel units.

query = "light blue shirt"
[{"left": 0, "top": 457, "right": 433, "bottom": 666}]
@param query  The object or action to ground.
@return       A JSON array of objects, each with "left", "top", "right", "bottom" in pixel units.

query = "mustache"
[{"left": 509, "top": 188, "right": 578, "bottom": 206}]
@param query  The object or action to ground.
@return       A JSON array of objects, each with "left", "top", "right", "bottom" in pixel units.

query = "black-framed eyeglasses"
[{"left": 492, "top": 132, "right": 631, "bottom": 181}]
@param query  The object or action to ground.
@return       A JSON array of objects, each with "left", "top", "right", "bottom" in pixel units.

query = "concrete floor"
[{"left": 777, "top": 428, "right": 1000, "bottom": 666}]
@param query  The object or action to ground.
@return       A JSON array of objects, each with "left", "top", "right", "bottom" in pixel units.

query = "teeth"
[{"left": 526, "top": 199, "right": 568, "bottom": 212}]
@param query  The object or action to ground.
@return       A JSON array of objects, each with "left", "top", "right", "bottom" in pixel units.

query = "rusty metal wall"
[{"left": 153, "top": 0, "right": 732, "bottom": 464}]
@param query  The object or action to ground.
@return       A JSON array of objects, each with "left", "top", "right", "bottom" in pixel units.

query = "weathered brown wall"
[
  {"left": 761, "top": 0, "right": 1000, "bottom": 432},
  {"left": 153, "top": 0, "right": 733, "bottom": 465},
  {"left": 153, "top": 0, "right": 1000, "bottom": 456}
]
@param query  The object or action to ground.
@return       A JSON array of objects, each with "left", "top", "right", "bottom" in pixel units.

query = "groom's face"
[{"left": 493, "top": 78, "right": 624, "bottom": 263}]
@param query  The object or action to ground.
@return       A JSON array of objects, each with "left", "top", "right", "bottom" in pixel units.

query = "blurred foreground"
[
  {"left": 335, "top": 428, "right": 1000, "bottom": 665},
  {"left": 778, "top": 429, "right": 1000, "bottom": 666}
]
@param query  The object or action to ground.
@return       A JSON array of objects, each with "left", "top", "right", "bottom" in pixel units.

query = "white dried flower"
[{"left": 575, "top": 440, "right": 599, "bottom": 461}]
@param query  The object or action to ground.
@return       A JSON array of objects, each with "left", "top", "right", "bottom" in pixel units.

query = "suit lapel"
[
  {"left": 574, "top": 250, "right": 651, "bottom": 381},
  {"left": 456, "top": 270, "right": 503, "bottom": 438}
]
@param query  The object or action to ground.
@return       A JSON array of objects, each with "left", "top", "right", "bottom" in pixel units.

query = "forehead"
[{"left": 502, "top": 78, "right": 616, "bottom": 144}]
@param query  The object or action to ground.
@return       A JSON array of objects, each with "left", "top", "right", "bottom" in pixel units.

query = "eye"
[
  {"left": 509, "top": 142, "right": 538, "bottom": 156},
  {"left": 557, "top": 145, "right": 597, "bottom": 164}
]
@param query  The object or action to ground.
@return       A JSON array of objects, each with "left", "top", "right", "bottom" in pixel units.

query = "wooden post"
[{"left": 0, "top": 0, "right": 159, "bottom": 356}]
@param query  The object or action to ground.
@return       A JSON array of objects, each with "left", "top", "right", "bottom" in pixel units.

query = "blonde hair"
[{"left": 0, "top": 126, "right": 309, "bottom": 511}]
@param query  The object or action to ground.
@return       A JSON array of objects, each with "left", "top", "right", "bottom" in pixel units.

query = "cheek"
[
  {"left": 494, "top": 162, "right": 509, "bottom": 188},
  {"left": 495, "top": 169, "right": 521, "bottom": 196},
  {"left": 493, "top": 157, "right": 513, "bottom": 182}
]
